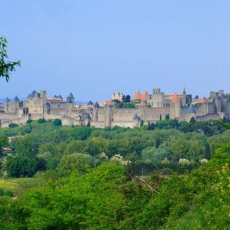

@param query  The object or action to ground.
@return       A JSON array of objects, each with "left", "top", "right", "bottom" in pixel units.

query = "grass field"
[{"left": 0, "top": 178, "right": 38, "bottom": 196}]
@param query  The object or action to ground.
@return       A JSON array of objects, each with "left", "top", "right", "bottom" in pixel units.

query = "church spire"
[{"left": 183, "top": 87, "right": 186, "bottom": 94}]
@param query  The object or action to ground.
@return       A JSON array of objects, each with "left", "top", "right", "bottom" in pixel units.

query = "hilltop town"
[{"left": 0, "top": 88, "right": 229, "bottom": 128}]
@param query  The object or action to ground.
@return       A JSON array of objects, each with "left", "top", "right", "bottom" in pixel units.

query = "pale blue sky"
[{"left": 1, "top": 1, "right": 230, "bottom": 101}]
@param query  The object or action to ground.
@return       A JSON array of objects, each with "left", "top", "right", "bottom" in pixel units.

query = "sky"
[{"left": 1, "top": 1, "right": 230, "bottom": 102}]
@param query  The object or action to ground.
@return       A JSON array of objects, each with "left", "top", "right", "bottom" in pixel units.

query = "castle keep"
[{"left": 0, "top": 88, "right": 229, "bottom": 128}]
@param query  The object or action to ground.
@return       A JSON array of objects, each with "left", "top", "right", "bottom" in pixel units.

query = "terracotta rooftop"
[
  {"left": 133, "top": 91, "right": 142, "bottom": 100},
  {"left": 141, "top": 91, "right": 148, "bottom": 100},
  {"left": 171, "top": 93, "right": 180, "bottom": 102},
  {"left": 200, "top": 97, "right": 206, "bottom": 103},
  {"left": 139, "top": 100, "right": 147, "bottom": 107},
  {"left": 106, "top": 100, "right": 113, "bottom": 106}
]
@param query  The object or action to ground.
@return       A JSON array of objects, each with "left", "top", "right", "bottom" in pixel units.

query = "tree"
[
  {"left": 122, "top": 102, "right": 136, "bottom": 108},
  {"left": 9, "top": 122, "right": 18, "bottom": 128},
  {"left": 58, "top": 153, "right": 92, "bottom": 176},
  {"left": 0, "top": 37, "right": 20, "bottom": 81},
  {"left": 165, "top": 114, "right": 170, "bottom": 120},
  {"left": 122, "top": 95, "right": 131, "bottom": 103},
  {"left": 141, "top": 144, "right": 170, "bottom": 164},
  {"left": 15, "top": 137, "right": 33, "bottom": 158},
  {"left": 6, "top": 155, "right": 37, "bottom": 177}
]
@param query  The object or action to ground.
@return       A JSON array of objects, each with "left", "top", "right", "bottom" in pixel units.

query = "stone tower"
[
  {"left": 151, "top": 88, "right": 164, "bottom": 107},
  {"left": 182, "top": 87, "right": 186, "bottom": 106},
  {"left": 170, "top": 93, "right": 181, "bottom": 119},
  {"left": 104, "top": 100, "right": 114, "bottom": 127},
  {"left": 4, "top": 97, "right": 10, "bottom": 113},
  {"left": 14, "top": 96, "right": 20, "bottom": 113},
  {"left": 40, "top": 90, "right": 47, "bottom": 106}
]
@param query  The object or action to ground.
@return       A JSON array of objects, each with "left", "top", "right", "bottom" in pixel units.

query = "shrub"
[
  {"left": 26, "top": 119, "right": 32, "bottom": 124},
  {"left": 9, "top": 123, "right": 18, "bottom": 128},
  {"left": 20, "top": 126, "right": 32, "bottom": 135},
  {"left": 0, "top": 189, "right": 4, "bottom": 196},
  {"left": 53, "top": 119, "right": 62, "bottom": 126},
  {"left": 4, "top": 190, "right": 14, "bottom": 197},
  {"left": 38, "top": 118, "right": 46, "bottom": 123}
]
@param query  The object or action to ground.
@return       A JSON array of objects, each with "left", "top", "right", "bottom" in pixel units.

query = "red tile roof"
[
  {"left": 133, "top": 91, "right": 142, "bottom": 100},
  {"left": 106, "top": 100, "right": 113, "bottom": 106},
  {"left": 171, "top": 93, "right": 179, "bottom": 102},
  {"left": 200, "top": 97, "right": 206, "bottom": 103},
  {"left": 141, "top": 91, "right": 148, "bottom": 100},
  {"left": 139, "top": 100, "right": 147, "bottom": 107}
]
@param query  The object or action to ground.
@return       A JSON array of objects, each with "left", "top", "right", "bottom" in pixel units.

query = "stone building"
[{"left": 0, "top": 88, "right": 229, "bottom": 128}]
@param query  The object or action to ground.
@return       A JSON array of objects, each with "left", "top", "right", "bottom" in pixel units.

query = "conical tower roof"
[
  {"left": 14, "top": 96, "right": 19, "bottom": 101},
  {"left": 94, "top": 102, "right": 100, "bottom": 108},
  {"left": 87, "top": 101, "right": 93, "bottom": 105},
  {"left": 200, "top": 97, "right": 206, "bottom": 103},
  {"left": 133, "top": 91, "right": 142, "bottom": 100},
  {"left": 69, "top": 92, "right": 74, "bottom": 99},
  {"left": 136, "top": 91, "right": 142, "bottom": 99},
  {"left": 141, "top": 91, "right": 148, "bottom": 100},
  {"left": 139, "top": 100, "right": 147, "bottom": 107},
  {"left": 31, "top": 90, "right": 36, "bottom": 97},
  {"left": 132, "top": 92, "right": 138, "bottom": 100},
  {"left": 171, "top": 93, "right": 179, "bottom": 102}
]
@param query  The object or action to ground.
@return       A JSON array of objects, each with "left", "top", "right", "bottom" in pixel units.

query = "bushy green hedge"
[
  {"left": 53, "top": 119, "right": 62, "bottom": 126},
  {"left": 9, "top": 123, "right": 18, "bottom": 128},
  {"left": 37, "top": 118, "right": 46, "bottom": 123}
]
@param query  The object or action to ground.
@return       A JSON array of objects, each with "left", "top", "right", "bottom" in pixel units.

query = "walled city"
[{"left": 0, "top": 88, "right": 229, "bottom": 128}]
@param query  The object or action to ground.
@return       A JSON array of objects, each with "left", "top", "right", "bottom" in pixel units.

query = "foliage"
[
  {"left": 9, "top": 123, "right": 18, "bottom": 128},
  {"left": 0, "top": 149, "right": 230, "bottom": 228},
  {"left": 15, "top": 136, "right": 33, "bottom": 158},
  {"left": 122, "top": 102, "right": 136, "bottom": 108},
  {"left": 53, "top": 118, "right": 62, "bottom": 126},
  {"left": 37, "top": 118, "right": 46, "bottom": 123},
  {"left": 141, "top": 144, "right": 170, "bottom": 164},
  {"left": 57, "top": 153, "right": 93, "bottom": 176},
  {"left": 0, "top": 118, "right": 230, "bottom": 228},
  {"left": 6, "top": 155, "right": 37, "bottom": 177},
  {"left": 122, "top": 95, "right": 131, "bottom": 102},
  {"left": 225, "top": 93, "right": 230, "bottom": 101},
  {"left": 26, "top": 119, "right": 32, "bottom": 124},
  {"left": 4, "top": 190, "right": 14, "bottom": 197},
  {"left": 0, "top": 37, "right": 20, "bottom": 82}
]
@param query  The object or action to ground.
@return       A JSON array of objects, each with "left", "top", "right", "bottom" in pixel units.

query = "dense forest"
[{"left": 1, "top": 118, "right": 230, "bottom": 229}]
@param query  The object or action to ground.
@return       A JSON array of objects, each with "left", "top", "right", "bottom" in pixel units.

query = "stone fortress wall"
[{"left": 0, "top": 88, "right": 229, "bottom": 128}]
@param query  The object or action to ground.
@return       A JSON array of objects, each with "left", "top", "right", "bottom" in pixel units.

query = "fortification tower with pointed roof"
[{"left": 170, "top": 93, "right": 181, "bottom": 119}]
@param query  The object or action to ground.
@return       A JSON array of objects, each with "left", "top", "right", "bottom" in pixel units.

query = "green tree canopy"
[
  {"left": 6, "top": 155, "right": 37, "bottom": 177},
  {"left": 58, "top": 153, "right": 94, "bottom": 176}
]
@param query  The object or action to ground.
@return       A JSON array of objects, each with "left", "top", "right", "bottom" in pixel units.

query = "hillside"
[{"left": 0, "top": 119, "right": 230, "bottom": 229}]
